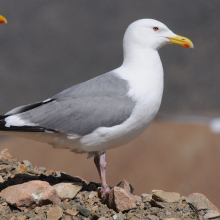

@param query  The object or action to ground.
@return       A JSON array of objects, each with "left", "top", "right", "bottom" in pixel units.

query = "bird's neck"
[
  {"left": 120, "top": 43, "right": 164, "bottom": 82},
  {"left": 122, "top": 43, "right": 162, "bottom": 72},
  {"left": 116, "top": 44, "right": 164, "bottom": 101}
]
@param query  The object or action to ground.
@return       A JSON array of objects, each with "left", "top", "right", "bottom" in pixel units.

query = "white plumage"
[{"left": 0, "top": 19, "right": 193, "bottom": 193}]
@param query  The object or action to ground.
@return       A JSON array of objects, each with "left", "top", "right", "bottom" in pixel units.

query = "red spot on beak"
[
  {"left": 0, "top": 20, "right": 5, "bottom": 23},
  {"left": 183, "top": 44, "right": 190, "bottom": 48}
]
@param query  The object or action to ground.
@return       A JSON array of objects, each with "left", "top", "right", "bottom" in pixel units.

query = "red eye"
[{"left": 153, "top": 27, "right": 159, "bottom": 31}]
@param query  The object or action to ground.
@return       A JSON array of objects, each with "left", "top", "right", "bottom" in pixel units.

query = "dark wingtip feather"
[{"left": 0, "top": 115, "right": 7, "bottom": 120}]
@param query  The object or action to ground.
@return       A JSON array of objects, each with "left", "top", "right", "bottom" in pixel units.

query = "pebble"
[
  {"left": 35, "top": 206, "right": 44, "bottom": 214},
  {"left": 113, "top": 212, "right": 126, "bottom": 220},
  {"left": 64, "top": 209, "right": 79, "bottom": 216},
  {"left": 147, "top": 215, "right": 159, "bottom": 220},
  {"left": 38, "top": 166, "right": 46, "bottom": 172},
  {"left": 141, "top": 193, "right": 152, "bottom": 203},
  {"left": 16, "top": 164, "right": 27, "bottom": 174},
  {"left": 47, "top": 206, "right": 63, "bottom": 220},
  {"left": 53, "top": 182, "right": 83, "bottom": 200},
  {"left": 60, "top": 202, "right": 72, "bottom": 210},
  {"left": 0, "top": 175, "right": 4, "bottom": 183},
  {"left": 17, "top": 216, "right": 26, "bottom": 220},
  {"left": 151, "top": 190, "right": 180, "bottom": 203},
  {"left": 77, "top": 205, "right": 91, "bottom": 217},
  {"left": 26, "top": 210, "right": 35, "bottom": 218},
  {"left": 22, "top": 160, "right": 32, "bottom": 168}
]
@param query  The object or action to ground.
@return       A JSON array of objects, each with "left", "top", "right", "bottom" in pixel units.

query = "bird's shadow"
[{"left": 0, "top": 172, "right": 101, "bottom": 192}]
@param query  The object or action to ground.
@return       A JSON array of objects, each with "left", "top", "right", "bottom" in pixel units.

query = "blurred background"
[{"left": 1, "top": 0, "right": 220, "bottom": 207}]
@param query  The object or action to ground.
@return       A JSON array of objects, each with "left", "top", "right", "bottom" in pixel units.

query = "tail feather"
[{"left": 0, "top": 118, "right": 56, "bottom": 133}]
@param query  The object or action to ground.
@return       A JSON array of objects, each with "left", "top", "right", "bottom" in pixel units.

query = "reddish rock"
[
  {"left": 0, "top": 148, "right": 20, "bottom": 162},
  {"left": 188, "top": 193, "right": 220, "bottom": 212},
  {"left": 185, "top": 193, "right": 220, "bottom": 219},
  {"left": 102, "top": 186, "right": 141, "bottom": 212},
  {"left": 117, "top": 179, "right": 133, "bottom": 193},
  {"left": 0, "top": 180, "right": 61, "bottom": 210}
]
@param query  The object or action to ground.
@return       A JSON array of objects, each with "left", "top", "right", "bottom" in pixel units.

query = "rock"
[
  {"left": 17, "top": 216, "right": 26, "bottom": 220},
  {"left": 117, "top": 179, "right": 134, "bottom": 194},
  {"left": 0, "top": 164, "right": 13, "bottom": 173},
  {"left": 87, "top": 198, "right": 100, "bottom": 204},
  {"left": 141, "top": 194, "right": 152, "bottom": 203},
  {"left": 113, "top": 212, "right": 126, "bottom": 220},
  {"left": 47, "top": 206, "right": 63, "bottom": 220},
  {"left": 102, "top": 186, "right": 141, "bottom": 212},
  {"left": 164, "top": 219, "right": 182, "bottom": 220},
  {"left": 26, "top": 210, "right": 35, "bottom": 218},
  {"left": 38, "top": 167, "right": 46, "bottom": 173},
  {"left": 151, "top": 190, "right": 180, "bottom": 202},
  {"left": 187, "top": 193, "right": 220, "bottom": 212},
  {"left": 8, "top": 217, "right": 16, "bottom": 220},
  {"left": 185, "top": 193, "right": 220, "bottom": 219},
  {"left": 53, "top": 182, "right": 83, "bottom": 200},
  {"left": 46, "top": 170, "right": 55, "bottom": 175},
  {"left": 16, "top": 164, "right": 27, "bottom": 174},
  {"left": 0, "top": 149, "right": 20, "bottom": 162},
  {"left": 64, "top": 209, "right": 79, "bottom": 216},
  {"left": 22, "top": 160, "right": 32, "bottom": 168},
  {"left": 98, "top": 217, "right": 106, "bottom": 220},
  {"left": 185, "top": 194, "right": 209, "bottom": 211},
  {"left": 204, "top": 210, "right": 220, "bottom": 219},
  {"left": 35, "top": 206, "right": 44, "bottom": 214},
  {"left": 0, "top": 175, "right": 4, "bottom": 183},
  {"left": 0, "top": 180, "right": 61, "bottom": 210},
  {"left": 77, "top": 205, "right": 91, "bottom": 217},
  {"left": 89, "top": 191, "right": 97, "bottom": 199},
  {"left": 147, "top": 215, "right": 159, "bottom": 220},
  {"left": 60, "top": 201, "right": 72, "bottom": 210}
]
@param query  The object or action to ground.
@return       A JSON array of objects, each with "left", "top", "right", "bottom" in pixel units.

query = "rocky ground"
[{"left": 0, "top": 149, "right": 219, "bottom": 220}]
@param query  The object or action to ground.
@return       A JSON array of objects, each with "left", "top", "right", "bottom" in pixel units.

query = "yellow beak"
[
  {"left": 0, "top": 15, "right": 7, "bottom": 24},
  {"left": 167, "top": 34, "right": 193, "bottom": 48}
]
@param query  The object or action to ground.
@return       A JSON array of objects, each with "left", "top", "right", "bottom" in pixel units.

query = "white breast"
[{"left": 77, "top": 51, "right": 164, "bottom": 153}]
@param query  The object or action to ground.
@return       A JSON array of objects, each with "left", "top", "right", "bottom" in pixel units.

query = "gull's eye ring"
[{"left": 153, "top": 27, "right": 159, "bottom": 31}]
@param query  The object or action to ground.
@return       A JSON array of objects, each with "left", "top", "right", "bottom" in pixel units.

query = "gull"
[{"left": 0, "top": 18, "right": 193, "bottom": 193}]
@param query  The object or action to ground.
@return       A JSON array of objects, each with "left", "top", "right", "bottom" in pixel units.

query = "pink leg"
[{"left": 94, "top": 152, "right": 110, "bottom": 194}]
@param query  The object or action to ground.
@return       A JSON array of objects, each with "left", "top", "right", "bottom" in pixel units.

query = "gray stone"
[
  {"left": 38, "top": 167, "right": 46, "bottom": 173},
  {"left": 204, "top": 210, "right": 220, "bottom": 219},
  {"left": 147, "top": 215, "right": 159, "bottom": 220},
  {"left": 88, "top": 191, "right": 96, "bottom": 199},
  {"left": 22, "top": 160, "right": 32, "bottom": 168},
  {"left": 60, "top": 202, "right": 72, "bottom": 210},
  {"left": 185, "top": 195, "right": 210, "bottom": 211},
  {"left": 141, "top": 194, "right": 152, "bottom": 203},
  {"left": 0, "top": 165, "right": 13, "bottom": 173},
  {"left": 53, "top": 182, "right": 83, "bottom": 199},
  {"left": 113, "top": 212, "right": 126, "bottom": 220},
  {"left": 77, "top": 205, "right": 91, "bottom": 217}
]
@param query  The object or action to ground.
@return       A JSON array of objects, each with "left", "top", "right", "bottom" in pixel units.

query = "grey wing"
[
  {"left": 19, "top": 96, "right": 134, "bottom": 136},
  {"left": 6, "top": 72, "right": 136, "bottom": 136}
]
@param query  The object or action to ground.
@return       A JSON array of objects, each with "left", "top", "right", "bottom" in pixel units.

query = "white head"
[{"left": 123, "top": 19, "right": 193, "bottom": 51}]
